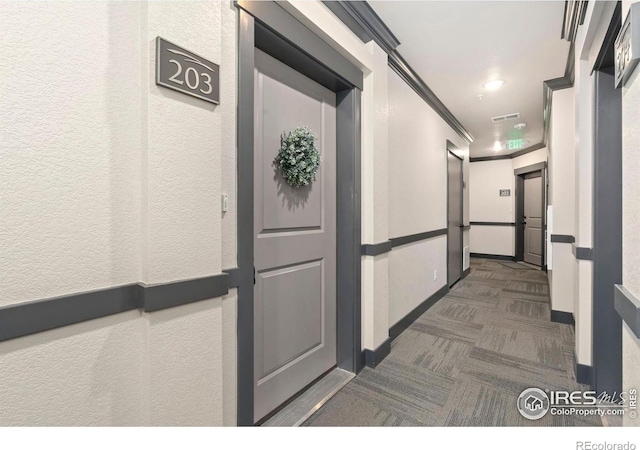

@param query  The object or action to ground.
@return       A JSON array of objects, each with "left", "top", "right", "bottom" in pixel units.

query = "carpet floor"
[{"left": 303, "top": 258, "right": 600, "bottom": 427}]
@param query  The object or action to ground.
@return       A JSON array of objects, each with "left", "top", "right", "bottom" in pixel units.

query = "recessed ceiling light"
[
  {"left": 493, "top": 141, "right": 502, "bottom": 151},
  {"left": 484, "top": 80, "right": 504, "bottom": 90},
  {"left": 514, "top": 122, "right": 527, "bottom": 129}
]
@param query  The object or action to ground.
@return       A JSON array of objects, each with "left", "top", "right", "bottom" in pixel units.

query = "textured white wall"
[
  {"left": 145, "top": 1, "right": 223, "bottom": 283},
  {"left": 468, "top": 149, "right": 547, "bottom": 257},
  {"left": 573, "top": 52, "right": 595, "bottom": 367},
  {"left": 389, "top": 237, "right": 447, "bottom": 326},
  {"left": 0, "top": 1, "right": 236, "bottom": 426},
  {"left": 469, "top": 160, "right": 514, "bottom": 223},
  {"left": 361, "top": 41, "right": 390, "bottom": 351},
  {"left": 388, "top": 69, "right": 468, "bottom": 238},
  {"left": 0, "top": 311, "right": 146, "bottom": 426},
  {"left": 550, "top": 245, "right": 575, "bottom": 314},
  {"left": 548, "top": 88, "right": 575, "bottom": 235},
  {"left": 387, "top": 66, "right": 469, "bottom": 328},
  {"left": 469, "top": 226, "right": 515, "bottom": 257},
  {"left": 512, "top": 148, "right": 548, "bottom": 170},
  {"left": 621, "top": 42, "right": 640, "bottom": 426},
  {"left": 0, "top": 1, "right": 142, "bottom": 306},
  {"left": 548, "top": 87, "right": 575, "bottom": 314},
  {"left": 469, "top": 158, "right": 514, "bottom": 257}
]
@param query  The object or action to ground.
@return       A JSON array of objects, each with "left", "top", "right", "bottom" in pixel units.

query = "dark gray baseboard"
[
  {"left": 470, "top": 253, "right": 516, "bottom": 261},
  {"left": 614, "top": 284, "right": 640, "bottom": 339},
  {"left": 550, "top": 310, "right": 575, "bottom": 325},
  {"left": 462, "top": 267, "right": 471, "bottom": 279},
  {"left": 389, "top": 285, "right": 449, "bottom": 342},
  {"left": 0, "top": 272, "right": 230, "bottom": 343},
  {"left": 362, "top": 337, "right": 391, "bottom": 368}
]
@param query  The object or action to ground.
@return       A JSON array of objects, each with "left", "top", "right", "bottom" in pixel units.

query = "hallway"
[{"left": 304, "top": 258, "right": 600, "bottom": 426}]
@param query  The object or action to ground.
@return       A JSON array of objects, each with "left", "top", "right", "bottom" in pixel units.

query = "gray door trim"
[
  {"left": 514, "top": 162, "right": 547, "bottom": 267},
  {"left": 447, "top": 143, "right": 464, "bottom": 287},
  {"left": 592, "top": 19, "right": 623, "bottom": 395},
  {"left": 237, "top": 9, "right": 256, "bottom": 427},
  {"left": 336, "top": 87, "right": 362, "bottom": 374},
  {"left": 236, "top": 1, "right": 362, "bottom": 91},
  {"left": 514, "top": 161, "right": 547, "bottom": 175},
  {"left": 236, "top": 3, "right": 362, "bottom": 426}
]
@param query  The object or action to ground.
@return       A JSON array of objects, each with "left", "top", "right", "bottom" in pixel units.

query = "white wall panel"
[
  {"left": 388, "top": 69, "right": 468, "bottom": 238},
  {"left": 469, "top": 160, "right": 514, "bottom": 223},
  {"left": 469, "top": 226, "right": 515, "bottom": 257},
  {"left": 389, "top": 237, "right": 447, "bottom": 327}
]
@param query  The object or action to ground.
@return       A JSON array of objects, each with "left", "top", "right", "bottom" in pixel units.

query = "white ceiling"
[{"left": 370, "top": 1, "right": 570, "bottom": 157}]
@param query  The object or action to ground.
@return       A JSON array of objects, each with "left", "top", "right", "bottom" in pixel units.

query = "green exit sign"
[{"left": 507, "top": 139, "right": 524, "bottom": 150}]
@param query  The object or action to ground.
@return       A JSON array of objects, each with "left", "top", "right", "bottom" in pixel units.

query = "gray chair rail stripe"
[
  {"left": 550, "top": 234, "right": 575, "bottom": 243},
  {"left": 361, "top": 240, "right": 393, "bottom": 256},
  {"left": 0, "top": 284, "right": 140, "bottom": 342},
  {"left": 0, "top": 272, "right": 229, "bottom": 342},
  {"left": 141, "top": 274, "right": 229, "bottom": 312},
  {"left": 470, "top": 221, "right": 516, "bottom": 226},
  {"left": 572, "top": 243, "right": 593, "bottom": 260},
  {"left": 614, "top": 285, "right": 640, "bottom": 339},
  {"left": 389, "top": 228, "right": 447, "bottom": 248}
]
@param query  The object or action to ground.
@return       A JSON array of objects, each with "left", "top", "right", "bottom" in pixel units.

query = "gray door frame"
[
  {"left": 446, "top": 140, "right": 464, "bottom": 287},
  {"left": 236, "top": 1, "right": 363, "bottom": 426},
  {"left": 514, "top": 162, "right": 547, "bottom": 268},
  {"left": 591, "top": 2, "right": 622, "bottom": 396}
]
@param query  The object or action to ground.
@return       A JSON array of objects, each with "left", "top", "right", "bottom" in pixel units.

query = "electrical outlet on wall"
[{"left": 434, "top": 270, "right": 438, "bottom": 281}]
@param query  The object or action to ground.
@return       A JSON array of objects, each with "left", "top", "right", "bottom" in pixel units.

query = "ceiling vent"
[{"left": 491, "top": 112, "right": 520, "bottom": 123}]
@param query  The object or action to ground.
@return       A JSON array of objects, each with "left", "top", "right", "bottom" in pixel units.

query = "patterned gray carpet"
[{"left": 303, "top": 258, "right": 601, "bottom": 427}]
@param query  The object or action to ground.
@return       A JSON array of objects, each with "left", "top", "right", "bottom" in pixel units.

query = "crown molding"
[{"left": 324, "top": 1, "right": 473, "bottom": 144}]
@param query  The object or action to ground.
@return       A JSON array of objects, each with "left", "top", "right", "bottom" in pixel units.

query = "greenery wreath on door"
[{"left": 274, "top": 126, "right": 321, "bottom": 188}]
